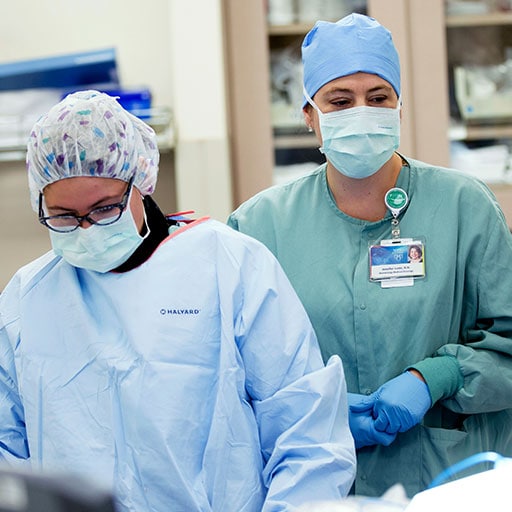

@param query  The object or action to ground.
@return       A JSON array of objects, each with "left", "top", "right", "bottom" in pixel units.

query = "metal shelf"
[
  {"left": 449, "top": 121, "right": 512, "bottom": 141},
  {"left": 274, "top": 133, "right": 317, "bottom": 149},
  {"left": 446, "top": 11, "right": 512, "bottom": 27},
  {"left": 267, "top": 22, "right": 316, "bottom": 36},
  {"left": 0, "top": 106, "right": 174, "bottom": 162}
]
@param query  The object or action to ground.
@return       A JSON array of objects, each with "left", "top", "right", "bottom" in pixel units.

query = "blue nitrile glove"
[
  {"left": 348, "top": 393, "right": 397, "bottom": 449},
  {"left": 372, "top": 372, "right": 432, "bottom": 434}
]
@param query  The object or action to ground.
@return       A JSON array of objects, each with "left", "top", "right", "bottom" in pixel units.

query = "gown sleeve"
[
  {"left": 231, "top": 237, "right": 356, "bottom": 511},
  {"left": 0, "top": 275, "right": 31, "bottom": 464}
]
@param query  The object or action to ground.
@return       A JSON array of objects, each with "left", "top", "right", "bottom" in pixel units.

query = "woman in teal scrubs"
[{"left": 228, "top": 13, "right": 512, "bottom": 498}]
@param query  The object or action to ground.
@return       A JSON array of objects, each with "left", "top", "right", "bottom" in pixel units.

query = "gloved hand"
[
  {"left": 347, "top": 393, "right": 397, "bottom": 449},
  {"left": 371, "top": 371, "right": 432, "bottom": 434}
]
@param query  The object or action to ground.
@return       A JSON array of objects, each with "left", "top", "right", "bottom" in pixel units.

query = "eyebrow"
[
  {"left": 45, "top": 192, "right": 124, "bottom": 213},
  {"left": 323, "top": 85, "right": 394, "bottom": 97}
]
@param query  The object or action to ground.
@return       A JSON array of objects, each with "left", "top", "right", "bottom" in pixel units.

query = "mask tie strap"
[
  {"left": 303, "top": 87, "right": 325, "bottom": 152},
  {"left": 302, "top": 87, "right": 321, "bottom": 113}
]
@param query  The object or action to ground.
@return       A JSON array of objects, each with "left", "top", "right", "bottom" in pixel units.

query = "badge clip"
[{"left": 385, "top": 187, "right": 408, "bottom": 239}]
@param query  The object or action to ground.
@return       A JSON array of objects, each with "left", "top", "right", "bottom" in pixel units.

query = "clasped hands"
[{"left": 348, "top": 371, "right": 432, "bottom": 449}]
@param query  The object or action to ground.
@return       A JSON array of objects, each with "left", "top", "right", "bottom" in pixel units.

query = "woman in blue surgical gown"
[
  {"left": 0, "top": 90, "right": 356, "bottom": 512},
  {"left": 228, "top": 13, "right": 512, "bottom": 498}
]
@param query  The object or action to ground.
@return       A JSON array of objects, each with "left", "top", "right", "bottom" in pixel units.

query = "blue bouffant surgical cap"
[
  {"left": 302, "top": 13, "right": 401, "bottom": 107},
  {"left": 26, "top": 90, "right": 159, "bottom": 211}
]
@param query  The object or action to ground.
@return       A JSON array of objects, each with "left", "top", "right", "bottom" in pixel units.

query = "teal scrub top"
[{"left": 228, "top": 158, "right": 512, "bottom": 497}]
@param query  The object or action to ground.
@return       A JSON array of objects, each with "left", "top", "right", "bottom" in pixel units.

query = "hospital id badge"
[{"left": 369, "top": 238, "right": 426, "bottom": 288}]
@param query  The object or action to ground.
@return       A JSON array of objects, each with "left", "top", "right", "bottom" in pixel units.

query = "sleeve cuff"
[{"left": 408, "top": 355, "right": 463, "bottom": 405}]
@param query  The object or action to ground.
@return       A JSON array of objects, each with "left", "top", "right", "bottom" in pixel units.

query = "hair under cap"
[
  {"left": 302, "top": 13, "right": 401, "bottom": 107},
  {"left": 26, "top": 89, "right": 159, "bottom": 211}
]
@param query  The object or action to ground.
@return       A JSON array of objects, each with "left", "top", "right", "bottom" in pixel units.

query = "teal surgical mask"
[
  {"left": 305, "top": 91, "right": 400, "bottom": 179},
  {"left": 49, "top": 196, "right": 149, "bottom": 273}
]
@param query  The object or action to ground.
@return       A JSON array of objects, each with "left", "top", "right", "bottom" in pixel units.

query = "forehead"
[
  {"left": 43, "top": 177, "right": 127, "bottom": 203},
  {"left": 316, "top": 72, "right": 395, "bottom": 97}
]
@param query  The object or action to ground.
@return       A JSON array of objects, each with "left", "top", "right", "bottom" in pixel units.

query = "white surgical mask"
[
  {"left": 305, "top": 91, "right": 401, "bottom": 179},
  {"left": 49, "top": 198, "right": 149, "bottom": 273}
]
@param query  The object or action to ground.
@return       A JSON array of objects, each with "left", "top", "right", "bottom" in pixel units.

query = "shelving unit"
[
  {"left": 445, "top": 8, "right": 512, "bottom": 183},
  {"left": 267, "top": 22, "right": 311, "bottom": 149},
  {"left": 268, "top": 21, "right": 318, "bottom": 170}
]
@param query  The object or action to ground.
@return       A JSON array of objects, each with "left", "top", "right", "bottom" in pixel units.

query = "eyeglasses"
[{"left": 39, "top": 176, "right": 135, "bottom": 233}]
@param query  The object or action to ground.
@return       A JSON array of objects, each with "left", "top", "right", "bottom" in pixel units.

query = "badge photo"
[{"left": 369, "top": 239, "right": 425, "bottom": 281}]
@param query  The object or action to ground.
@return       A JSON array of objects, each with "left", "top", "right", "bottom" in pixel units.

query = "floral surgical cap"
[{"left": 26, "top": 89, "right": 159, "bottom": 211}]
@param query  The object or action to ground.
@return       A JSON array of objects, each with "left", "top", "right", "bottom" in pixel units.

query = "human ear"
[{"left": 303, "top": 105, "right": 314, "bottom": 131}]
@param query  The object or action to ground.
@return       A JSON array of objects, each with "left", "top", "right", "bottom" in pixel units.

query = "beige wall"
[
  {"left": 0, "top": 0, "right": 174, "bottom": 107},
  {"left": 169, "top": 1, "right": 233, "bottom": 221},
  {"left": 1, "top": 162, "right": 50, "bottom": 290},
  {"left": 223, "top": 0, "right": 274, "bottom": 206}
]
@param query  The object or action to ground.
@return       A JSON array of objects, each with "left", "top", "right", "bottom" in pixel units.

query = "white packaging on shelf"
[{"left": 450, "top": 141, "right": 509, "bottom": 183}]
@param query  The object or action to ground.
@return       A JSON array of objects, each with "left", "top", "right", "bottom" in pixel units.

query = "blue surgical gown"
[{"left": 0, "top": 218, "right": 356, "bottom": 511}]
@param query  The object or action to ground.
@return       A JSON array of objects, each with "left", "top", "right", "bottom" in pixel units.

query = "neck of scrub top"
[{"left": 113, "top": 195, "right": 176, "bottom": 272}]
